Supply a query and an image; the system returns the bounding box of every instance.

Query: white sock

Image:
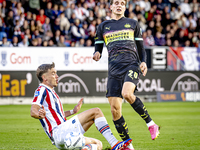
[95,117,118,147]
[147,120,155,127]
[127,143,134,149]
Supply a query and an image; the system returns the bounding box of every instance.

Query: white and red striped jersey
[32,83,66,144]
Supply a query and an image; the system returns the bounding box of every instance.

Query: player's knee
[110,105,120,116]
[122,92,131,100]
[93,107,103,116]
[122,92,136,103]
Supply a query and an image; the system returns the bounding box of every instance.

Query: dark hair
[36,62,55,82]
[110,0,127,5]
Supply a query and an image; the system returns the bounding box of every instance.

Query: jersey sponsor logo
[104,29,134,45]
[124,23,131,28]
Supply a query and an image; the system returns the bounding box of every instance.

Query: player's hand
[140,62,148,76]
[93,52,101,61]
[73,98,84,114]
[38,105,46,119]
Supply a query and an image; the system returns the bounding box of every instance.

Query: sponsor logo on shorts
[72,119,76,124]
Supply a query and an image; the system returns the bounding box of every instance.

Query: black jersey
[95,17,146,77]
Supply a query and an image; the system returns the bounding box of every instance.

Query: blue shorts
[106,68,140,98]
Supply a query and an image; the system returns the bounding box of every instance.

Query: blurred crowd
[0,0,200,47]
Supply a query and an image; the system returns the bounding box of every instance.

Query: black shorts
[106,68,140,98]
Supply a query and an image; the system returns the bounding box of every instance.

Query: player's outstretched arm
[73,98,83,113]
[64,98,84,117]
[30,104,46,119]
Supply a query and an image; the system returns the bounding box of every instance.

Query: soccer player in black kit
[93,0,160,149]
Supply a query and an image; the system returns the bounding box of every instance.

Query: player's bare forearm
[64,98,84,118]
[64,110,73,118]
[140,62,148,76]
[30,104,46,119]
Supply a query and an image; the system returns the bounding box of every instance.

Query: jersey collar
[40,83,54,92]
[110,16,125,21]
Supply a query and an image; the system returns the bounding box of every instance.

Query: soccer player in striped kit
[30,62,132,150]
[93,0,160,149]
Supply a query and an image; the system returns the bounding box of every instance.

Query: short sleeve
[32,87,46,107]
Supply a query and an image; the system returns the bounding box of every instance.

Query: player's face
[110,0,126,16]
[44,68,59,89]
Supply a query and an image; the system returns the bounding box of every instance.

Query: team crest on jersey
[34,91,40,97]
[124,23,131,28]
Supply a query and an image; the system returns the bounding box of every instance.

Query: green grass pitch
[0,102,200,150]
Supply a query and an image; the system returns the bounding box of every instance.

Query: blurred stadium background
[0,0,199,104]
[0,46,199,104]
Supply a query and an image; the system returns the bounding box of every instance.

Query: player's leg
[77,108,132,150]
[122,82,153,123]
[122,70,159,140]
[108,97,134,150]
[107,77,134,149]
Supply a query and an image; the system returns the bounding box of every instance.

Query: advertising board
[0,47,108,71]
[0,71,199,98]
[157,91,200,102]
